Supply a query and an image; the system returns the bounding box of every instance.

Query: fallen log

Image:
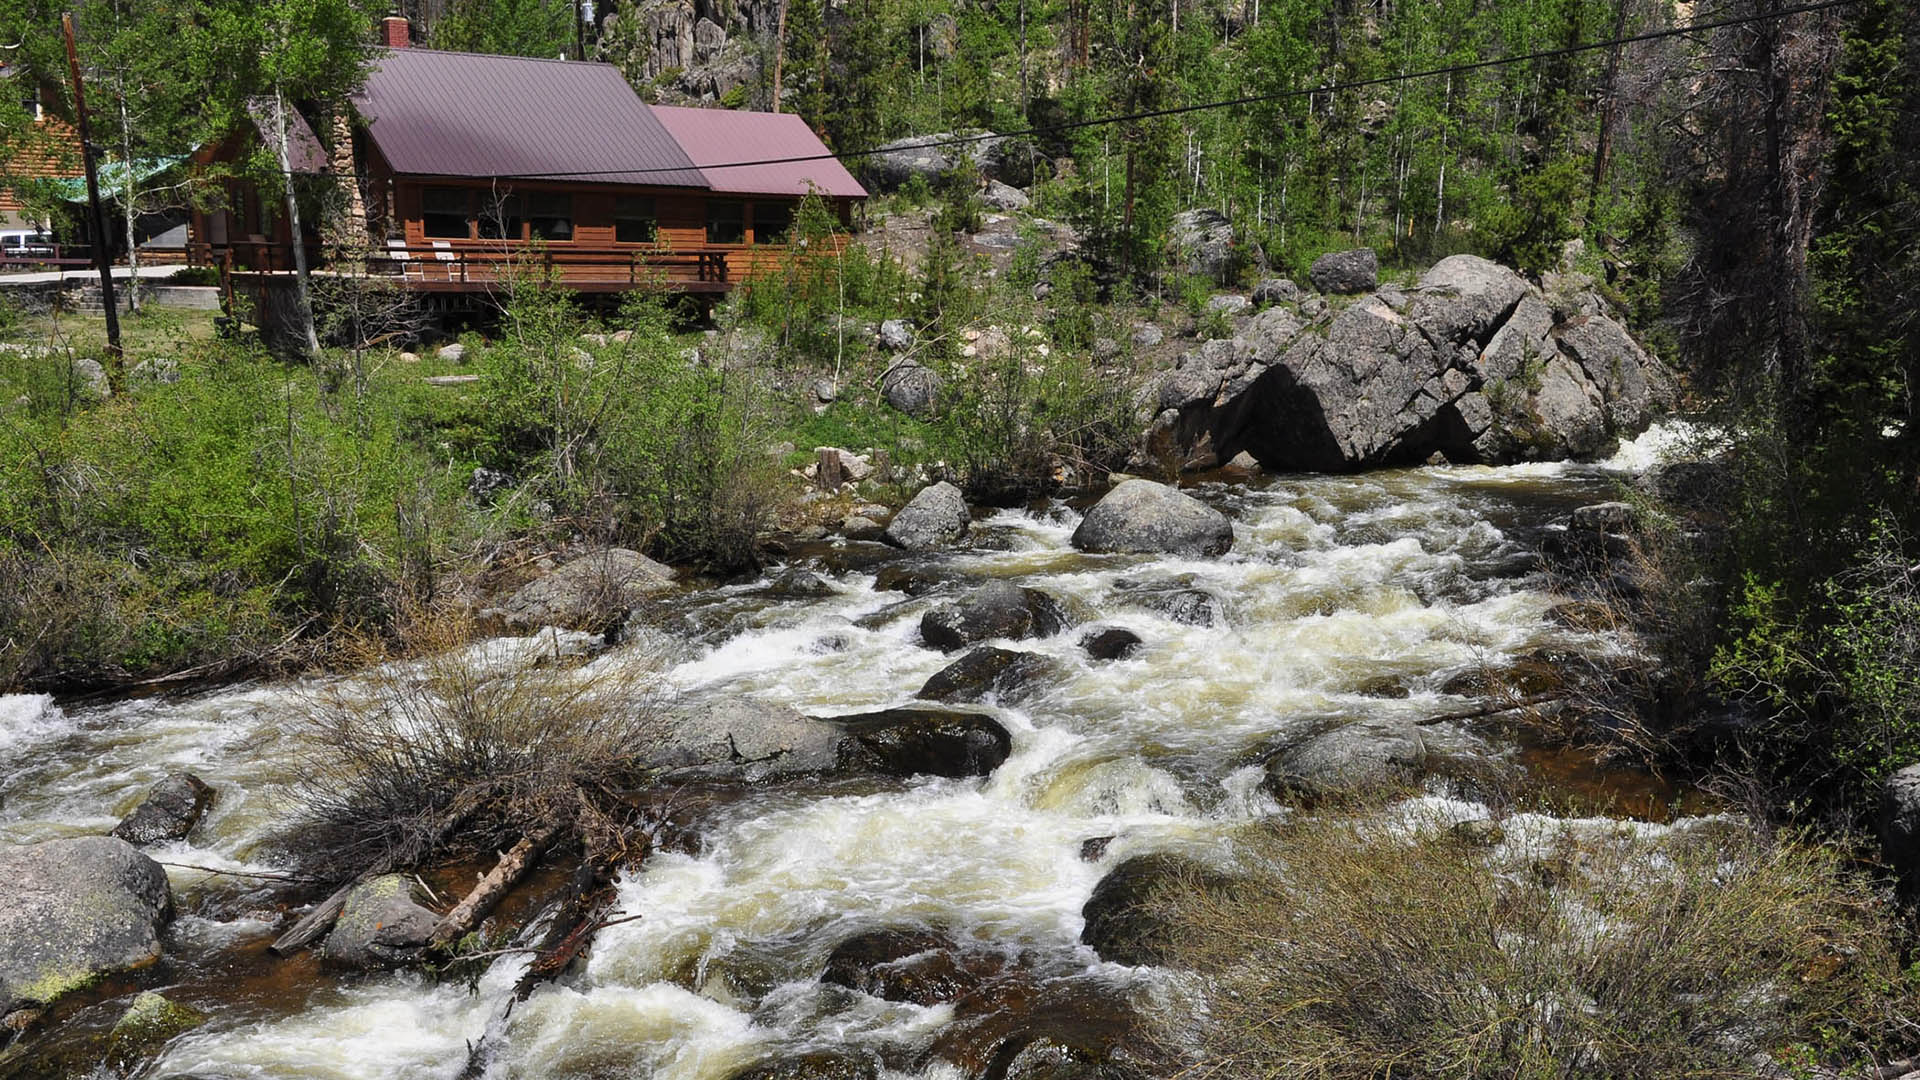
[429,824,562,950]
[270,876,369,955]
[1415,693,1563,727]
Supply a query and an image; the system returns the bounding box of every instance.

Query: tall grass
[1153,808,1918,1080]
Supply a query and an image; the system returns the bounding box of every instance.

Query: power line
[484,0,1859,181]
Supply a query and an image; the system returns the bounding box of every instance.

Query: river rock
[925,974,1142,1080]
[1881,764,1920,890]
[1170,209,1237,281]
[1263,718,1430,798]
[486,548,674,632]
[1308,248,1378,294]
[657,694,843,781]
[1079,627,1143,661]
[917,647,1055,704]
[919,581,1069,652]
[841,515,886,542]
[827,707,1013,778]
[111,772,215,846]
[884,481,971,551]
[1127,586,1221,627]
[107,991,206,1057]
[1080,852,1228,966]
[758,567,836,599]
[0,837,174,1016]
[320,874,438,969]
[1071,479,1233,556]
[881,361,943,418]
[821,927,1007,1006]
[725,1050,882,1080]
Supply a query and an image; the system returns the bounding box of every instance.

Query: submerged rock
[1080,627,1143,661]
[0,836,174,1017]
[1071,479,1234,556]
[321,875,439,969]
[919,581,1070,652]
[917,647,1055,704]
[924,972,1144,1078]
[884,482,972,551]
[107,991,206,1057]
[827,707,1013,779]
[726,1049,882,1080]
[111,772,215,846]
[820,926,1008,1006]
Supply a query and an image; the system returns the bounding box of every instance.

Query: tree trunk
[118,98,140,314]
[770,0,789,113]
[1585,0,1631,223]
[271,87,322,359]
[428,826,560,949]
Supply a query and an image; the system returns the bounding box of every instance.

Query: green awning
[38,156,188,203]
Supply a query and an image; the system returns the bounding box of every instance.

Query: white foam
[0,693,69,757]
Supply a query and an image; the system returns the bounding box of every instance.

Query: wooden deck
[212,241,737,295]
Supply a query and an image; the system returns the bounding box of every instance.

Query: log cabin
[189,16,867,295]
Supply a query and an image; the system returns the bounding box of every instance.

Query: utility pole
[62,12,123,373]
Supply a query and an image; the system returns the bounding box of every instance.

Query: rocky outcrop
[1169,209,1237,281]
[917,646,1055,704]
[0,837,174,1017]
[485,548,675,632]
[1881,764,1920,890]
[1149,253,1673,472]
[320,875,439,969]
[597,0,779,104]
[111,772,215,846]
[1071,479,1234,556]
[1308,248,1378,294]
[919,581,1069,652]
[884,481,971,551]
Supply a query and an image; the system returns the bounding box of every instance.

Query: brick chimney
[381,16,410,48]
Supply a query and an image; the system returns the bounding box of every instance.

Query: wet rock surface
[1071,479,1234,556]
[0,837,174,1016]
[111,772,215,846]
[485,548,674,632]
[725,1049,883,1080]
[320,875,438,970]
[827,708,1014,779]
[1079,852,1232,967]
[917,647,1056,705]
[1079,627,1143,661]
[1263,718,1431,798]
[820,927,1010,1006]
[920,581,1070,651]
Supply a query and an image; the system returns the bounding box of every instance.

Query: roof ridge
[374,45,619,70]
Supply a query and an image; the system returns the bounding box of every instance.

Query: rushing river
[0,426,1705,1079]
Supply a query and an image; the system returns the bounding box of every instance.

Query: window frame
[705,199,745,245]
[421,186,472,240]
[614,196,658,244]
[526,192,573,242]
[750,200,794,246]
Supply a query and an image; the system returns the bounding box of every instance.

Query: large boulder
[1308,248,1378,294]
[111,772,215,846]
[1071,479,1233,556]
[1263,718,1431,798]
[1409,254,1531,346]
[881,360,944,418]
[917,647,1056,704]
[884,481,972,551]
[919,581,1069,652]
[0,837,174,1016]
[867,134,966,190]
[321,874,439,969]
[827,708,1013,779]
[487,548,674,632]
[1169,209,1237,281]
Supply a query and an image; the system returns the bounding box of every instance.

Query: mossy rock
[108,991,206,1056]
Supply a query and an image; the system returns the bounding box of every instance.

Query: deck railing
[208,241,730,288]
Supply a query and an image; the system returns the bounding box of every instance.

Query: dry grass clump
[287,614,672,876]
[1155,808,1918,1080]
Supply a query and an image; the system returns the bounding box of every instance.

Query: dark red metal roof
[355,48,708,188]
[652,106,868,199]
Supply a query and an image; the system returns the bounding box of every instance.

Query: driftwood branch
[269,875,369,955]
[428,825,562,950]
[1416,693,1564,727]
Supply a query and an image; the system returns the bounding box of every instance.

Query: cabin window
[477,193,523,240]
[422,186,469,239]
[528,193,572,241]
[706,200,744,244]
[614,197,657,243]
[751,202,793,245]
